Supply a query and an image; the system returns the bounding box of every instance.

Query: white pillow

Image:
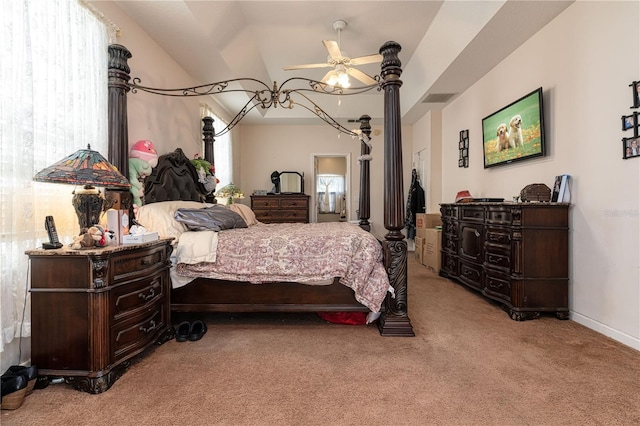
[227,203,259,226]
[135,201,210,241]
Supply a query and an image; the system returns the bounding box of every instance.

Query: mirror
[271,171,304,194]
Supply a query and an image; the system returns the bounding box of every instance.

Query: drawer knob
[140,258,152,266]
[139,320,157,334]
[138,287,156,302]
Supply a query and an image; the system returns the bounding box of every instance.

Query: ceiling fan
[283,20,382,88]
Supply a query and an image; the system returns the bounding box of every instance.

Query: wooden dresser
[251,194,310,223]
[439,202,570,320]
[27,239,174,393]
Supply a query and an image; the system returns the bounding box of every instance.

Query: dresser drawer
[460,206,484,222]
[484,270,511,301]
[459,260,483,290]
[486,208,512,225]
[485,227,512,248]
[111,246,166,283]
[112,273,165,322]
[485,247,511,271]
[254,209,307,222]
[113,307,166,361]
[252,198,280,208]
[280,198,308,209]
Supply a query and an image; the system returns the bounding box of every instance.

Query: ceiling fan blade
[283,63,332,71]
[346,67,377,85]
[323,40,342,60]
[350,53,383,66]
[321,70,333,83]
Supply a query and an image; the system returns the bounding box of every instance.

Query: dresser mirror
[272,171,304,194]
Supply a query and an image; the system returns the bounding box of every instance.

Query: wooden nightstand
[26,238,175,394]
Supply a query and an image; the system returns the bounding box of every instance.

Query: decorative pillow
[227,203,259,226]
[135,200,210,240]
[175,205,248,231]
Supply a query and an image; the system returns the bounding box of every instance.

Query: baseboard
[571,312,640,351]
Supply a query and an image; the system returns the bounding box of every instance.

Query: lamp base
[72,186,104,234]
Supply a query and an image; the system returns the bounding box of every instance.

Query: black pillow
[174,205,248,231]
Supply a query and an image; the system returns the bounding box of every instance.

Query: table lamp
[33,144,131,234]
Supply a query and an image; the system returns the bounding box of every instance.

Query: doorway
[311,154,351,223]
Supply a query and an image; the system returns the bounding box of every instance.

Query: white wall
[436,1,639,349]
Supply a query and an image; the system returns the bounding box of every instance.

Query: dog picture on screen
[482,87,546,168]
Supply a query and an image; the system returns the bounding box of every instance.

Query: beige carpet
[3,256,639,425]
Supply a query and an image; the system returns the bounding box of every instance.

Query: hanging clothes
[405,169,426,240]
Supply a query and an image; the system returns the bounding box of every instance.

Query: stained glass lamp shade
[33,144,131,234]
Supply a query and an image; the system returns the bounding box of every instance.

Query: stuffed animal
[128,140,159,206]
[129,158,153,206]
[71,226,106,250]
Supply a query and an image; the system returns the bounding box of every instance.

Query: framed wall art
[623,136,640,159]
[458,130,469,168]
[631,81,640,109]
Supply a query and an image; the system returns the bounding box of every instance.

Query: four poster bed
[107,41,413,336]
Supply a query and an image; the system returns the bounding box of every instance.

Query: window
[200,104,232,189]
[0,0,112,356]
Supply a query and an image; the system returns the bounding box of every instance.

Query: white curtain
[200,104,233,189]
[317,175,345,214]
[0,0,111,357]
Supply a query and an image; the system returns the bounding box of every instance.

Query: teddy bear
[71,226,106,250]
[128,140,158,206]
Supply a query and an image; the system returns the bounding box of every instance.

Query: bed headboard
[143,148,207,204]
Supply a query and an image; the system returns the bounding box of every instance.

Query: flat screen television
[482,87,545,168]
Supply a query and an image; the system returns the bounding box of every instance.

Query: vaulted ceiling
[94,1,573,125]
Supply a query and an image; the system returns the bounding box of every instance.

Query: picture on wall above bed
[482,87,546,168]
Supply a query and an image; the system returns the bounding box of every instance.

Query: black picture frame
[623,136,640,159]
[631,81,640,109]
[458,129,469,168]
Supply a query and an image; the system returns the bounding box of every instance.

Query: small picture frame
[631,81,640,109]
[458,129,469,168]
[623,136,640,159]
[621,113,635,131]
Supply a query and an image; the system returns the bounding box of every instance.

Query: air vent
[422,93,456,103]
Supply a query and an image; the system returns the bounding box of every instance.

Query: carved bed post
[108,44,132,178]
[202,116,215,165]
[378,41,414,337]
[358,115,371,232]
[201,116,217,203]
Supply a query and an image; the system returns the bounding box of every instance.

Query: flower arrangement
[215,183,244,204]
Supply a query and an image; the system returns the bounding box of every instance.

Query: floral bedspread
[175,222,391,312]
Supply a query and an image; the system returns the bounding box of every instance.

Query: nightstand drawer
[112,245,166,282]
[113,307,166,361]
[112,273,165,322]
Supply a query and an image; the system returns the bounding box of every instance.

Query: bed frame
[107,41,413,336]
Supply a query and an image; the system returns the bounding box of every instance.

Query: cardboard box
[122,232,159,244]
[414,236,425,264]
[416,213,443,239]
[423,229,442,273]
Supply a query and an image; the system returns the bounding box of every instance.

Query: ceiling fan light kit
[283,19,382,88]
